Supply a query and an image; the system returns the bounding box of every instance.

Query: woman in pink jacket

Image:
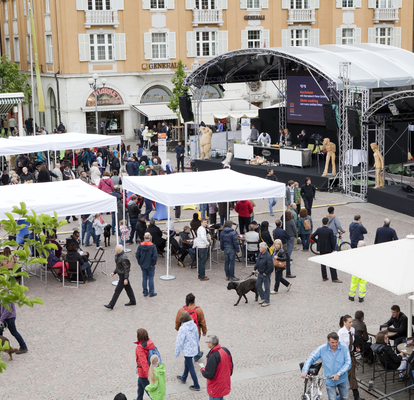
[98,171,114,193]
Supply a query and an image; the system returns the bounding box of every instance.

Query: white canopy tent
[309,235,414,336]
[123,169,286,279]
[0,180,118,243]
[0,137,49,156]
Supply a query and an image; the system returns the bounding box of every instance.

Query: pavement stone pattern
[1,145,413,400]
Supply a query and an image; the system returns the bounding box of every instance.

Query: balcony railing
[373,8,399,23]
[287,8,316,25]
[84,10,119,28]
[192,9,223,27]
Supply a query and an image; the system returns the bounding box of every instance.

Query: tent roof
[6,133,121,152]
[122,169,285,207]
[186,44,414,90]
[131,98,258,125]
[0,137,50,156]
[0,180,117,219]
[308,236,414,296]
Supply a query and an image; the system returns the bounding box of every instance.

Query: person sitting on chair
[179,226,196,267]
[170,231,189,268]
[145,219,166,252]
[383,304,408,348]
[190,213,201,233]
[65,242,95,282]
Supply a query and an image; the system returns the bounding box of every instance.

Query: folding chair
[63,260,85,288]
[245,241,260,268]
[89,248,106,275]
[372,348,405,393]
[40,260,62,285]
[190,228,197,238]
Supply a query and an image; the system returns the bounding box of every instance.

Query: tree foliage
[0,55,32,104]
[0,202,67,372]
[167,59,187,123]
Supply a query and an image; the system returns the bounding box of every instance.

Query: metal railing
[375,383,414,399]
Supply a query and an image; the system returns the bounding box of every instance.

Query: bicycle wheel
[339,241,352,251]
[310,242,319,255]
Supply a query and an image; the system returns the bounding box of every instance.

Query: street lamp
[88,73,107,134]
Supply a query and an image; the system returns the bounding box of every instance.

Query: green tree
[0,55,32,103]
[0,202,67,372]
[168,59,187,123]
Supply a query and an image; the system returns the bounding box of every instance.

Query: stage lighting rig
[387,102,399,116]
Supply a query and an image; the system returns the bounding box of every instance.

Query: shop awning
[81,104,130,112]
[0,92,25,115]
[131,98,258,124]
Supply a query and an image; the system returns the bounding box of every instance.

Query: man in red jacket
[200,335,233,400]
[234,200,253,234]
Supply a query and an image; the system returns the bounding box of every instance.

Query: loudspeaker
[179,93,194,123]
[323,103,338,131]
[402,185,414,193]
[347,107,361,137]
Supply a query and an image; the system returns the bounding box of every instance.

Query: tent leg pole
[160,206,175,280]
[47,151,50,170]
[409,294,413,338]
[115,210,119,248]
[282,199,285,230]
[123,188,131,253]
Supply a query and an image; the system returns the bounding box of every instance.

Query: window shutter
[367,27,376,43]
[142,0,150,10]
[336,28,342,44]
[185,0,195,9]
[354,0,362,7]
[336,0,342,8]
[262,29,270,47]
[367,0,375,8]
[144,32,152,59]
[262,0,269,8]
[78,34,89,62]
[114,33,126,60]
[186,31,196,57]
[111,0,124,10]
[313,0,320,8]
[76,0,88,11]
[241,30,248,48]
[167,0,175,9]
[240,0,247,9]
[217,0,228,9]
[169,32,176,59]
[218,31,228,54]
[355,28,361,43]
[281,29,289,47]
[310,29,319,46]
[393,27,401,48]
[396,0,402,8]
[281,0,290,9]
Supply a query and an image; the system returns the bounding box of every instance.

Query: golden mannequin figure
[321,138,336,177]
[199,126,213,159]
[370,142,384,189]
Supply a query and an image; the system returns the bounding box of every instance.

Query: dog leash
[239,272,255,283]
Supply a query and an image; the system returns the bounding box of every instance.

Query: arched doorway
[49,89,57,131]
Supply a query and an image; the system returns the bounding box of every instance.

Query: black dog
[104,224,112,247]
[227,276,258,306]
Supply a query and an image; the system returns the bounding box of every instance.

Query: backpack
[147,346,162,365]
[184,306,199,327]
[303,217,311,231]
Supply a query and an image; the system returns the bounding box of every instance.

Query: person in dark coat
[383,304,409,347]
[190,213,201,233]
[136,233,158,297]
[136,214,147,242]
[127,195,140,244]
[374,218,398,244]
[254,242,273,307]
[145,219,166,252]
[65,242,94,281]
[372,331,407,374]
[259,221,273,248]
[105,245,136,309]
[297,129,309,148]
[300,177,316,216]
[175,141,185,173]
[170,231,189,267]
[126,158,139,176]
[349,214,367,248]
[310,217,342,283]
[218,202,228,226]
[219,220,240,282]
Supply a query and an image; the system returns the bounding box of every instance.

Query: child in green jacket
[145,355,166,400]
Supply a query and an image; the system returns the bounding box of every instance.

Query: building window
[247,30,261,48]
[376,27,392,45]
[88,0,111,11]
[4,1,8,20]
[46,35,53,62]
[12,0,17,19]
[14,37,20,61]
[247,0,260,9]
[196,31,217,57]
[89,33,113,61]
[151,0,166,8]
[290,0,309,9]
[376,0,393,7]
[290,29,310,46]
[342,0,354,8]
[4,38,10,57]
[45,0,50,14]
[341,28,355,44]
[151,32,167,59]
[26,36,29,62]
[195,0,216,9]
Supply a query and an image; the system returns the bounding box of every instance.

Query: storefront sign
[193,85,222,101]
[86,88,124,107]
[142,63,184,70]
[244,15,265,20]
[141,87,172,103]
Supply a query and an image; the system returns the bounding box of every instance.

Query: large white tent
[0,138,49,156]
[0,180,117,219]
[123,169,286,280]
[309,235,414,336]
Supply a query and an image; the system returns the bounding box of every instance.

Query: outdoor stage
[368,184,414,218]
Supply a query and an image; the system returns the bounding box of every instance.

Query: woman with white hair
[90,161,101,185]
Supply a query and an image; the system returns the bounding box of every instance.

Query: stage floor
[194,157,333,188]
[368,184,414,217]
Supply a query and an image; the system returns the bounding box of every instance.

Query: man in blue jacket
[374,218,398,244]
[254,242,273,307]
[301,332,351,400]
[136,232,158,297]
[349,214,367,249]
[219,220,240,282]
